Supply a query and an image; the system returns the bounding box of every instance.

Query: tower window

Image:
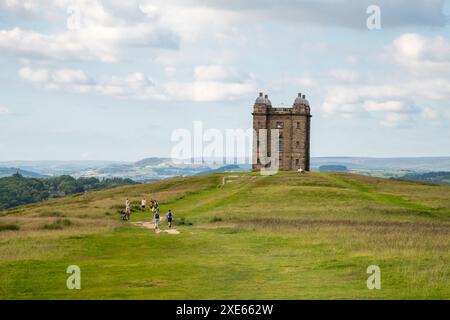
[296,122,300,129]
[296,159,300,166]
[279,140,284,152]
[296,141,300,148]
[276,121,284,129]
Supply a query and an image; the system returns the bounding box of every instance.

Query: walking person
[125,198,131,220]
[154,207,160,230]
[167,209,174,228]
[150,199,156,212]
[140,199,147,211]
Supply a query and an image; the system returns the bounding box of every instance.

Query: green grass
[0,172,449,299]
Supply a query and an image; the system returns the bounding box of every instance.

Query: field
[0,172,449,299]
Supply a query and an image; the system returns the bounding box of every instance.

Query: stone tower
[252,92,311,171]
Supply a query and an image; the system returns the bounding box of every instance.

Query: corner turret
[293,93,311,114]
[253,92,271,113]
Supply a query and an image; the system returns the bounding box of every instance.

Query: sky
[0,0,450,161]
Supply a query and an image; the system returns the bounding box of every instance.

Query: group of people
[123,198,174,230]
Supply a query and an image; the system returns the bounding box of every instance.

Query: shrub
[39,211,64,217]
[42,218,72,230]
[176,217,193,226]
[210,216,223,223]
[217,227,242,234]
[0,224,20,232]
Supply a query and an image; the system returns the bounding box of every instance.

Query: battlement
[252,92,311,116]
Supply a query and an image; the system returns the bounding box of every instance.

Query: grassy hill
[0,172,449,299]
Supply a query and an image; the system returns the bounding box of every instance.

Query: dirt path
[221,175,240,188]
[131,221,180,234]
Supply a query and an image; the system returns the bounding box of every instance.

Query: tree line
[0,173,138,210]
[398,172,450,185]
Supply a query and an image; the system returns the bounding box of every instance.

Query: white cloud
[193,65,251,83]
[143,2,241,42]
[194,65,231,82]
[51,69,90,84]
[381,113,413,128]
[1,0,38,16]
[296,77,316,87]
[0,24,179,63]
[0,107,10,115]
[322,33,450,124]
[139,3,160,19]
[4,0,448,30]
[18,67,49,83]
[330,69,359,82]
[320,80,448,126]
[0,28,118,63]
[170,0,448,29]
[391,33,450,74]
[3,1,445,66]
[363,100,407,113]
[165,67,177,77]
[94,72,157,98]
[162,80,256,102]
[18,66,256,102]
[422,107,439,120]
[0,1,180,63]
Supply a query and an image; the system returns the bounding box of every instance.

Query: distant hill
[134,157,171,166]
[72,159,249,181]
[0,167,45,178]
[0,160,123,176]
[319,165,348,172]
[311,157,450,171]
[2,157,450,182]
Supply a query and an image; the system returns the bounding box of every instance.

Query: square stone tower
[252,92,312,171]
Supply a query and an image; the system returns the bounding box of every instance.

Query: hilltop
[0,172,449,299]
